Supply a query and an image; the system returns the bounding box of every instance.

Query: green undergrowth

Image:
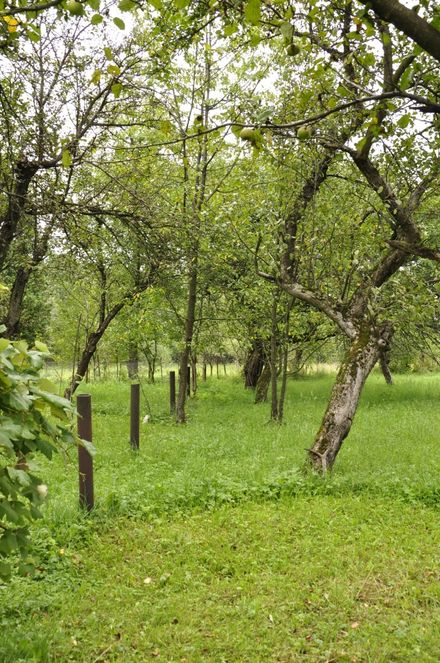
[36,372,440,531]
[3,497,440,661]
[1,371,440,661]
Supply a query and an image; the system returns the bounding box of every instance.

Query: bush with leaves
[0,328,76,580]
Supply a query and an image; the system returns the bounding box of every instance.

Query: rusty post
[130,383,140,450]
[77,394,94,512]
[187,365,191,397]
[169,371,176,414]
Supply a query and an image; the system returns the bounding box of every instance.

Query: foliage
[0,331,76,580]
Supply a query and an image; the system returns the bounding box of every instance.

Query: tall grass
[1,371,440,662]
[35,370,440,532]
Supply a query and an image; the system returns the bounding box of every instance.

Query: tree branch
[387,240,440,262]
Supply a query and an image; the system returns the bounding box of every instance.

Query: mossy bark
[254,362,271,403]
[309,322,393,473]
[244,339,265,389]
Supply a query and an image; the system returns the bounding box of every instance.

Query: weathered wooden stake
[169,371,176,413]
[77,394,94,512]
[130,383,140,450]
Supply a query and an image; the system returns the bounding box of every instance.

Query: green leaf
[91,69,101,85]
[8,391,31,412]
[104,46,113,59]
[6,467,30,487]
[88,0,100,8]
[79,438,96,457]
[61,149,73,168]
[280,21,293,40]
[34,341,49,353]
[0,502,20,525]
[26,28,40,43]
[399,67,413,91]
[90,13,103,24]
[244,0,261,25]
[0,338,10,353]
[111,82,122,98]
[159,119,172,135]
[0,561,11,580]
[31,387,71,410]
[118,0,134,9]
[106,64,121,76]
[175,0,190,7]
[223,23,237,37]
[397,114,411,129]
[113,16,125,29]
[36,378,57,394]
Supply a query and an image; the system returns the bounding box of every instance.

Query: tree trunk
[0,161,38,270]
[176,268,197,423]
[277,344,289,423]
[358,0,440,63]
[64,302,125,399]
[254,362,271,403]
[270,296,279,421]
[191,354,197,394]
[202,362,207,381]
[379,351,393,385]
[3,266,31,338]
[309,322,393,473]
[244,339,265,388]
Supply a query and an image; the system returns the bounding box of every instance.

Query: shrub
[0,329,76,579]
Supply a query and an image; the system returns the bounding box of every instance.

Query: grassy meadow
[1,370,440,661]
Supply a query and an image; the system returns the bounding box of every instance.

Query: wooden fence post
[77,394,94,512]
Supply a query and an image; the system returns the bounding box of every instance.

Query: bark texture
[379,351,393,385]
[176,268,197,423]
[254,362,271,403]
[244,339,265,388]
[4,266,31,339]
[309,323,393,472]
[0,160,38,270]
[358,0,440,63]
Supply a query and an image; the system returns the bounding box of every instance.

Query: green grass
[1,371,440,661]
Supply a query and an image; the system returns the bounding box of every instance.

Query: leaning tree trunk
[64,302,125,400]
[308,322,393,473]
